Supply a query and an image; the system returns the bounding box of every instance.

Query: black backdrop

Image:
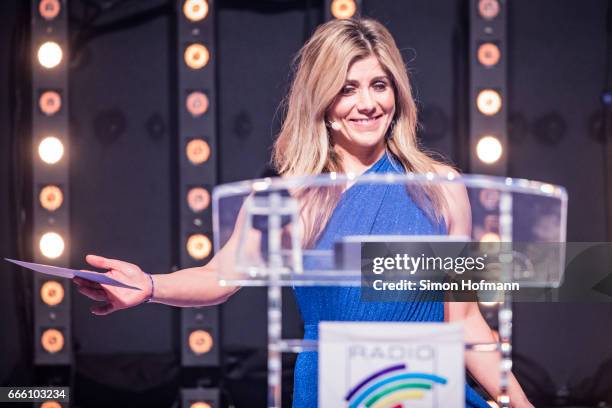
[1,0,611,406]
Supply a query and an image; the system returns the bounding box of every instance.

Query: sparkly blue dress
[291,153,490,407]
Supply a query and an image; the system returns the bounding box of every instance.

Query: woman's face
[327,55,396,156]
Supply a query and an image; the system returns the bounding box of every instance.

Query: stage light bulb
[183,0,209,22]
[39,0,61,20]
[476,136,503,164]
[477,43,501,67]
[41,280,64,306]
[187,187,211,212]
[478,0,500,20]
[479,301,500,308]
[184,44,209,70]
[190,403,212,408]
[478,189,500,211]
[480,232,500,243]
[39,90,62,116]
[40,185,64,211]
[188,329,213,354]
[37,41,63,69]
[186,139,210,165]
[331,0,356,19]
[41,328,64,353]
[477,89,502,116]
[38,137,64,164]
[41,402,62,408]
[186,91,209,117]
[186,234,212,260]
[40,232,65,259]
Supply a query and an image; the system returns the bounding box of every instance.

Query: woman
[75,18,533,407]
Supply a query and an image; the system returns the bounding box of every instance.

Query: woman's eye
[340,86,355,95]
[373,82,387,91]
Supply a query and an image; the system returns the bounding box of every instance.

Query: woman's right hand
[74,254,153,315]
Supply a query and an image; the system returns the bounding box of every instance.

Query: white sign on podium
[319,322,465,408]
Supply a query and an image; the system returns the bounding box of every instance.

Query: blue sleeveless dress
[291,153,490,407]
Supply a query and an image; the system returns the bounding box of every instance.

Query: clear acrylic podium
[211,171,567,408]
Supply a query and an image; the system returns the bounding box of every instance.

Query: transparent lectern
[212,171,567,408]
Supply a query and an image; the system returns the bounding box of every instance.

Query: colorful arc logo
[345,363,447,408]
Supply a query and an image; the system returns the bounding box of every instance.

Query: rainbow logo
[344,363,447,408]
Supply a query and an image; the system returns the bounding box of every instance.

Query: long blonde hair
[273,18,448,245]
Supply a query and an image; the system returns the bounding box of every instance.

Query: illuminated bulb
[477,89,502,116]
[41,280,64,306]
[478,0,500,20]
[184,44,210,70]
[39,90,62,116]
[186,139,210,165]
[186,91,209,117]
[186,234,211,260]
[476,136,503,164]
[477,43,501,67]
[190,402,212,408]
[38,137,64,164]
[479,232,501,254]
[39,0,61,20]
[478,189,500,211]
[37,41,63,69]
[41,402,62,408]
[480,232,500,242]
[331,0,356,19]
[40,185,64,211]
[183,0,209,22]
[40,232,65,259]
[479,301,500,307]
[187,187,210,212]
[188,329,213,354]
[41,328,64,353]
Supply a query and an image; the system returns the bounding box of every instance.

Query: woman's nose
[356,89,376,112]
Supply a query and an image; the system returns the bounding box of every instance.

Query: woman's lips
[347,115,383,131]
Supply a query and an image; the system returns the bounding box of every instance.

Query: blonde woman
[75,18,533,407]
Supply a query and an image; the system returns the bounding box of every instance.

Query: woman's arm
[436,164,533,407]
[75,202,261,314]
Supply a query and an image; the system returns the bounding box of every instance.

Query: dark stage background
[1,0,612,406]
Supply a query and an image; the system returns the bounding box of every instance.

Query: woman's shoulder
[432,162,459,178]
[431,162,471,235]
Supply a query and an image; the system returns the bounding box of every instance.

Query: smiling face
[327,55,396,161]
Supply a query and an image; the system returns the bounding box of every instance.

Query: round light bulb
[476,136,503,164]
[188,329,213,354]
[186,139,210,165]
[183,0,209,22]
[39,90,62,116]
[40,232,65,259]
[478,0,500,20]
[41,401,62,408]
[39,0,61,20]
[477,43,501,67]
[38,137,64,164]
[41,280,64,306]
[331,0,356,19]
[186,234,211,260]
[37,41,63,69]
[477,89,502,116]
[184,44,210,70]
[186,91,209,117]
[40,185,64,211]
[187,187,211,212]
[190,403,212,408]
[41,328,64,353]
